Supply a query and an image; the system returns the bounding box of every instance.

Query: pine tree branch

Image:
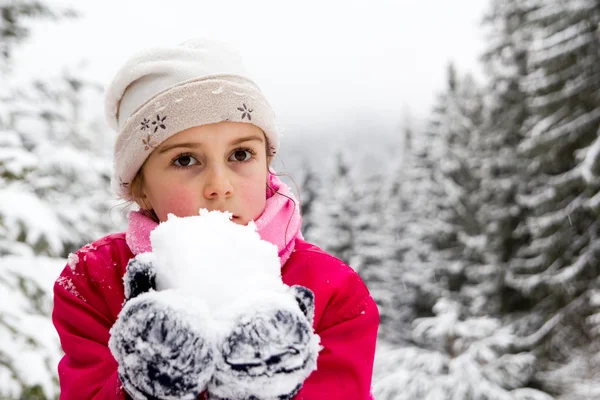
[510,292,593,353]
[511,313,563,352]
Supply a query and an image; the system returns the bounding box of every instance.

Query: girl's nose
[203,165,233,200]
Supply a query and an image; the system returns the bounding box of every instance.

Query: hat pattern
[238,103,253,121]
[150,114,167,133]
[140,114,167,151]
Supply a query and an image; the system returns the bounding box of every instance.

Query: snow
[528,75,589,110]
[548,238,600,286]
[67,252,79,270]
[525,105,570,139]
[56,275,82,300]
[529,20,590,57]
[1,185,66,255]
[529,27,592,66]
[149,210,286,313]
[521,62,580,94]
[0,134,37,176]
[0,255,65,399]
[580,131,600,184]
[373,341,553,400]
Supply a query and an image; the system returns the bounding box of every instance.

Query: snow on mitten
[207,285,320,400]
[109,255,216,400]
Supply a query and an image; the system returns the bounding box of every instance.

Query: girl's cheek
[156,189,199,220]
[239,177,267,213]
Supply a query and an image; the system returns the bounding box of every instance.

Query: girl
[52,38,379,400]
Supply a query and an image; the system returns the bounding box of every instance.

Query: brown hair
[130,172,159,222]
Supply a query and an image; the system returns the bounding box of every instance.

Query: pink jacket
[53,233,379,399]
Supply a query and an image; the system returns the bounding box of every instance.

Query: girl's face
[137,122,270,225]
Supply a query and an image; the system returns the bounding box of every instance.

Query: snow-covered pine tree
[351,171,386,273]
[305,152,358,265]
[350,169,405,340]
[418,63,489,315]
[374,58,557,397]
[2,70,123,258]
[504,2,600,394]
[376,1,600,396]
[0,4,123,396]
[372,117,441,344]
[475,0,534,317]
[1,71,120,399]
[297,163,320,239]
[0,3,67,398]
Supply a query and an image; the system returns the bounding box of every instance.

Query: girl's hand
[110,291,216,400]
[111,256,216,400]
[206,286,320,400]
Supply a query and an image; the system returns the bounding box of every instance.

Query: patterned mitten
[110,257,216,400]
[207,286,320,400]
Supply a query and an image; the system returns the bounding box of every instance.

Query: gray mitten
[207,285,320,400]
[110,257,216,400]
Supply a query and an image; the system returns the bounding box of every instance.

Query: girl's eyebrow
[230,135,264,146]
[158,135,264,154]
[158,142,200,154]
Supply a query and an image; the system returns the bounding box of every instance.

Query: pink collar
[126,173,303,266]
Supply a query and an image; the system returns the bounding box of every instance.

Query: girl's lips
[213,209,237,219]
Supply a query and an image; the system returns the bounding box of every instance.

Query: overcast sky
[14,0,489,137]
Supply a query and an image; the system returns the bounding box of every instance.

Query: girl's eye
[229,149,253,162]
[173,154,198,167]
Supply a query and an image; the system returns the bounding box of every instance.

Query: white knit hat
[104,38,279,200]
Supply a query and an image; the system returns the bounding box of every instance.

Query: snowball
[148,210,293,325]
